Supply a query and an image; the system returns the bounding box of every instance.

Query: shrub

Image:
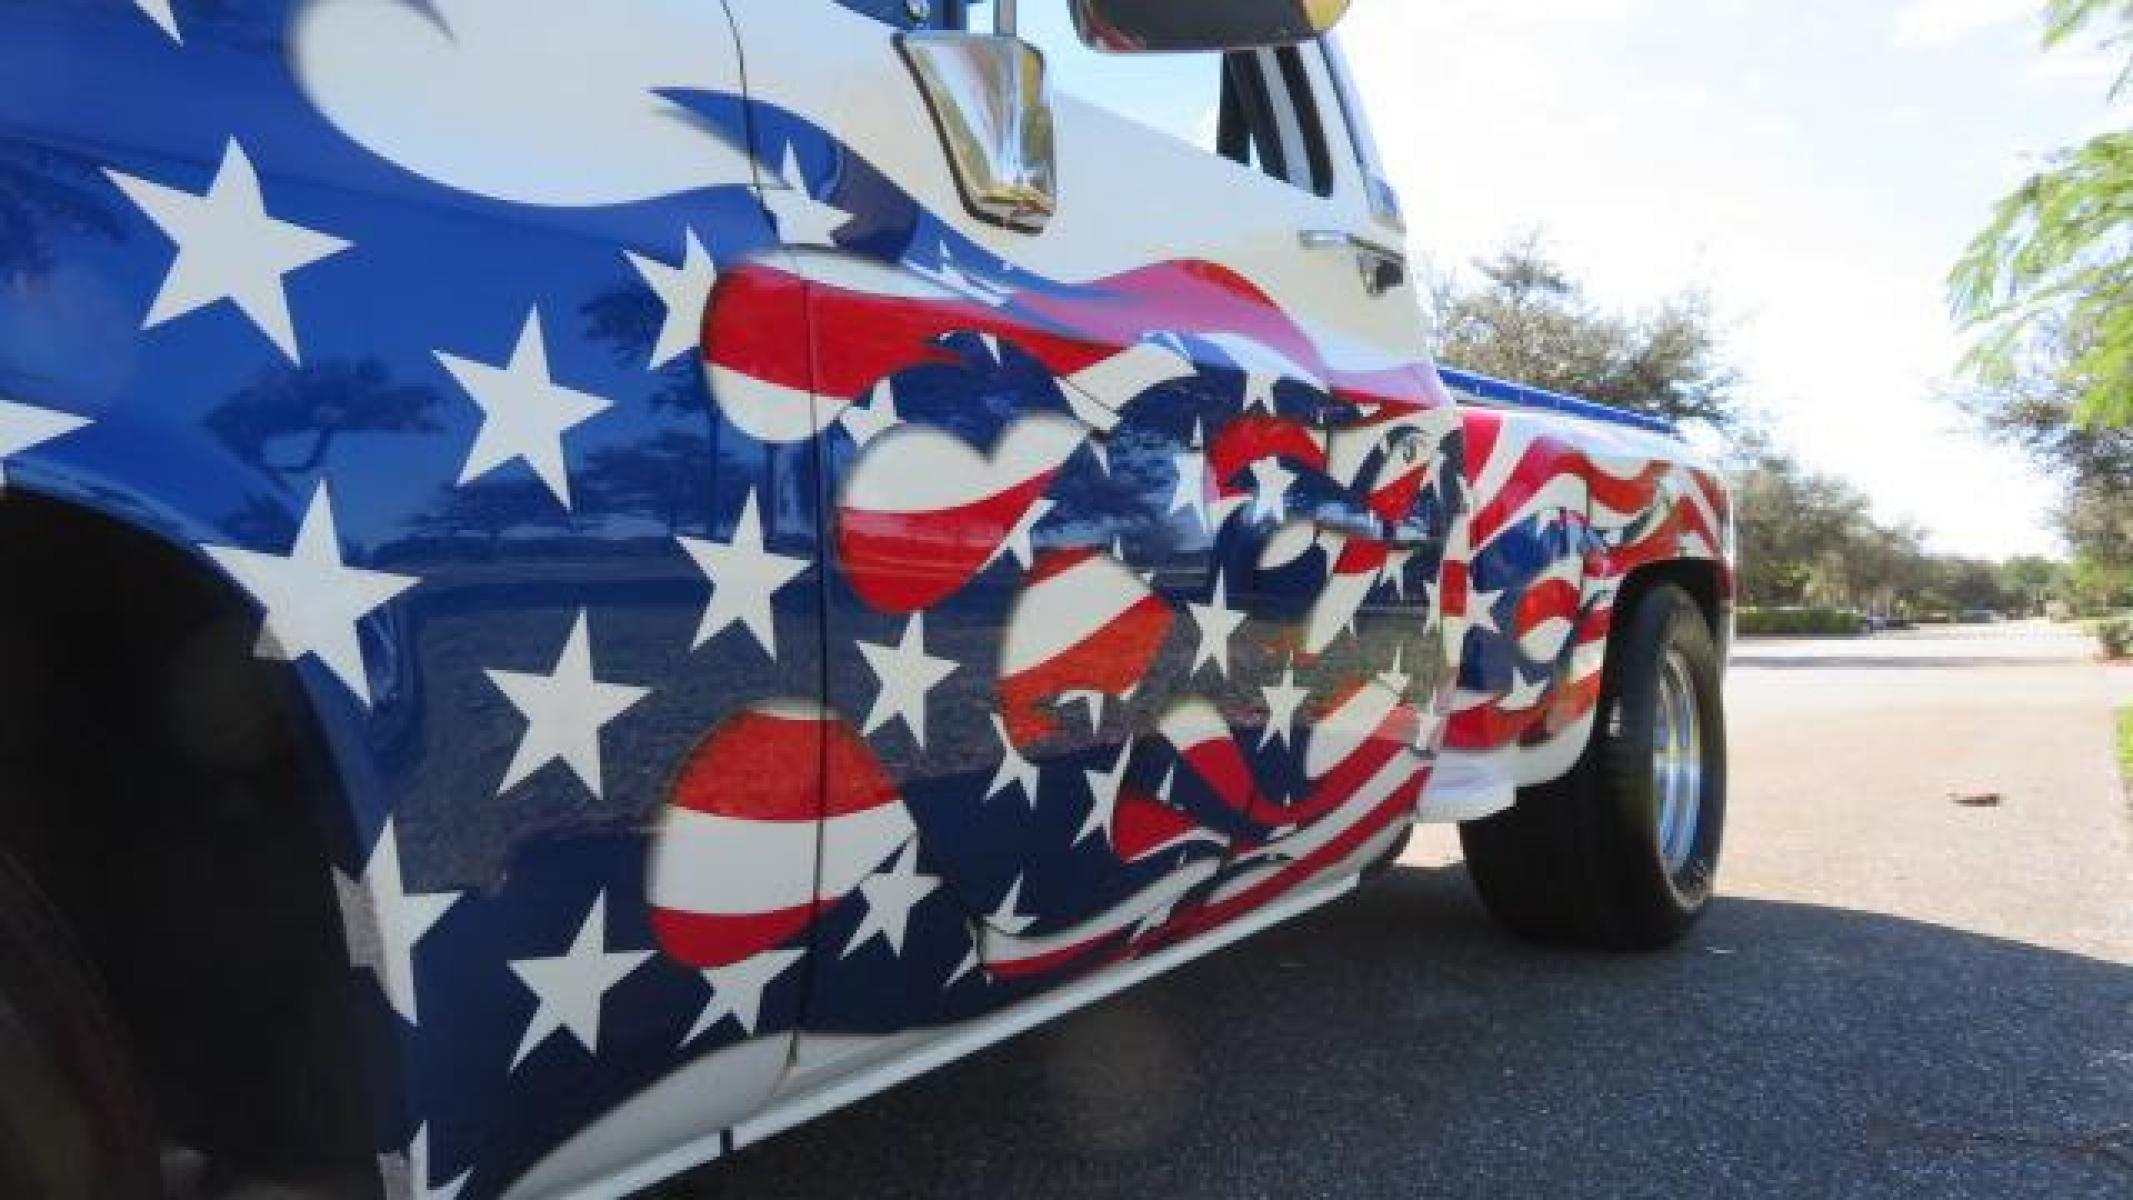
[1736,607,1867,637]
[2098,617,2133,660]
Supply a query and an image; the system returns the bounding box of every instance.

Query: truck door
[716,1,1459,1035]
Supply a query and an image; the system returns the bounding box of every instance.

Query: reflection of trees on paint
[581,282,707,416]
[0,140,125,282]
[581,430,715,536]
[411,478,574,553]
[209,358,443,476]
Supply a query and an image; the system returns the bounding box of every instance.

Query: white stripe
[1157,698,1229,751]
[707,362,852,446]
[842,415,1085,514]
[1232,746,1424,882]
[1304,681,1401,780]
[980,859,1220,968]
[1061,341,1193,429]
[648,803,913,916]
[1000,553,1153,676]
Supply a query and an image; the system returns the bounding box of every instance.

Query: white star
[399,1125,468,1200]
[762,146,850,248]
[677,491,809,660]
[333,819,460,1027]
[1060,689,1107,732]
[986,496,1055,572]
[1380,646,1413,695]
[685,947,805,1043]
[1077,744,1132,846]
[1169,447,1211,533]
[988,876,1038,935]
[1385,548,1417,598]
[986,715,1040,807]
[946,945,983,988]
[0,397,89,488]
[1468,586,1506,634]
[438,309,611,509]
[843,841,940,959]
[205,483,417,708]
[1249,459,1297,525]
[856,614,959,748]
[106,140,349,363]
[840,379,902,449]
[1260,662,1309,750]
[1502,668,1551,711]
[487,612,649,800]
[1243,372,1278,413]
[1188,573,1248,679]
[626,229,718,367]
[1087,437,1111,475]
[508,892,651,1070]
[133,0,181,40]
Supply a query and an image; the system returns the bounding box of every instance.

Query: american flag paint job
[0,1,1728,1195]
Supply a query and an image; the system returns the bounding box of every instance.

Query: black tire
[0,851,159,1199]
[1459,582,1727,950]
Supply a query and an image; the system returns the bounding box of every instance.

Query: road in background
[663,624,2133,1199]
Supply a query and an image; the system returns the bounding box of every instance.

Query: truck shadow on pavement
[660,865,2133,1200]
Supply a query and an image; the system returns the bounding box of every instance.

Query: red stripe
[652,903,813,970]
[997,590,1174,748]
[837,470,1060,615]
[1113,789,1217,862]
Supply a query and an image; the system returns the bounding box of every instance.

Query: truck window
[1011,4,1333,196]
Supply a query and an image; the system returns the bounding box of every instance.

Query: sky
[1336,0,2130,560]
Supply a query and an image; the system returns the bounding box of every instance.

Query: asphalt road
[660,623,2133,1199]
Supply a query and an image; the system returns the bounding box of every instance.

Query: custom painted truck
[0,1,1735,1196]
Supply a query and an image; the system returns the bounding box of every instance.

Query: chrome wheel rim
[1652,648,1704,876]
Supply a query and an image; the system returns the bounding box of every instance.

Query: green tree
[1949,0,2133,426]
[1431,238,1741,432]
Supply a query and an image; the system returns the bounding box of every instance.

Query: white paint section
[106,140,349,363]
[1000,553,1156,677]
[290,0,760,208]
[203,482,418,708]
[843,416,1086,514]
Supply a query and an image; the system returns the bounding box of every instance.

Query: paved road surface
[661,624,2133,1198]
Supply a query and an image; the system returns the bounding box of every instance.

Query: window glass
[1019,3,1225,156]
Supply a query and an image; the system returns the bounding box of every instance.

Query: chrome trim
[1301,228,1407,295]
[899,32,1057,234]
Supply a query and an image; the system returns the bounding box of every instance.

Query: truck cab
[0,3,1732,1196]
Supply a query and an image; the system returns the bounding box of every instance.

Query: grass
[2119,708,2133,793]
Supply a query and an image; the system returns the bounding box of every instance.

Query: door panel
[719,0,1461,1041]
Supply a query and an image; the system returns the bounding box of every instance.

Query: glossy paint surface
[0,2,1727,1196]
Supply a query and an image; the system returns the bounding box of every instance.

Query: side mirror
[1070,0,1353,54]
[900,33,1057,233]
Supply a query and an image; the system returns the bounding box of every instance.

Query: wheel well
[1617,559,1729,648]
[0,492,379,1185]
